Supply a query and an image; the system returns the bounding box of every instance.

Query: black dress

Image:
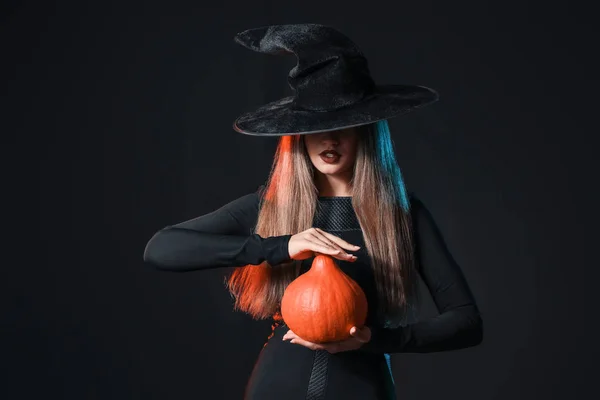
[143,186,483,400]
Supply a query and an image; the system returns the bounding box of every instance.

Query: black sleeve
[142,186,293,271]
[360,194,483,353]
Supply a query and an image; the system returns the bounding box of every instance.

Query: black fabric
[305,350,330,400]
[232,24,438,136]
[142,192,292,271]
[143,186,483,399]
[313,196,361,231]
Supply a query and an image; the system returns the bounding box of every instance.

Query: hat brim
[233,84,438,136]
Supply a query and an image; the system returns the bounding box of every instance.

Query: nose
[319,130,340,145]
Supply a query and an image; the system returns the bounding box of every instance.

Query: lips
[319,149,341,163]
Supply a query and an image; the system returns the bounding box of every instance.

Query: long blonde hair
[224,120,419,328]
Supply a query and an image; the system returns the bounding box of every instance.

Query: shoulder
[213,184,264,218]
[406,191,435,228]
[219,185,262,209]
[406,192,450,245]
[208,185,263,231]
[245,183,270,210]
[256,184,267,199]
[407,191,424,213]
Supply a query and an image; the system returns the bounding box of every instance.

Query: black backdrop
[3,1,598,399]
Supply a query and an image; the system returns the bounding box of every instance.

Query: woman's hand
[288,227,360,262]
[282,326,372,354]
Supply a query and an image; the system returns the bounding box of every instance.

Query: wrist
[261,234,293,265]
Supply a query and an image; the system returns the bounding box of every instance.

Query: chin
[317,164,348,175]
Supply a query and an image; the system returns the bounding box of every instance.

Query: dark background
[3,1,598,399]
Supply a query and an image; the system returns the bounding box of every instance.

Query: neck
[314,171,353,197]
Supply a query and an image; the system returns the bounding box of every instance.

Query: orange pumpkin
[280,253,368,344]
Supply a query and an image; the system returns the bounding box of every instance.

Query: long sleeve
[143,186,292,271]
[360,194,483,354]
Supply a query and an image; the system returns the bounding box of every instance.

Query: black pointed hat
[232,23,438,136]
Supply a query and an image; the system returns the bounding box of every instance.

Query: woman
[143,24,483,400]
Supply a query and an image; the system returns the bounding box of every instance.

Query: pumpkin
[280,253,368,344]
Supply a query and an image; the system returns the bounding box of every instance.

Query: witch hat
[232,23,438,136]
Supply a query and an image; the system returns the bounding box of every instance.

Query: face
[303,127,359,178]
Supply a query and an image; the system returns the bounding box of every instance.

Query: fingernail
[354,245,360,249]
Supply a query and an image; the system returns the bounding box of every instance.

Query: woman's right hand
[288,227,360,262]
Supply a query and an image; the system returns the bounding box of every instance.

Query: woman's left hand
[282,326,371,354]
